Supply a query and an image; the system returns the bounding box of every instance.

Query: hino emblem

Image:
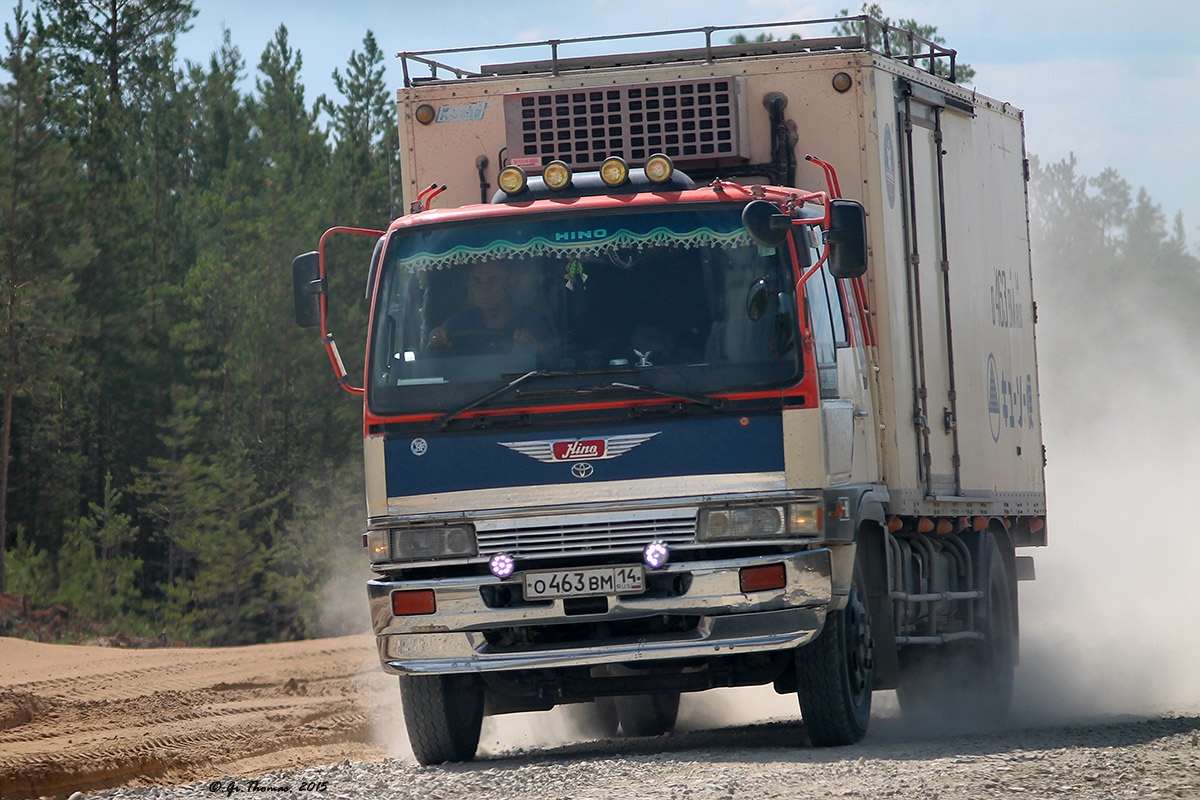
[498,432,660,463]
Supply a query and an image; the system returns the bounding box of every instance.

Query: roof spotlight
[643,541,670,570]
[489,553,515,578]
[600,156,630,187]
[543,160,573,190]
[497,165,528,195]
[644,154,674,184]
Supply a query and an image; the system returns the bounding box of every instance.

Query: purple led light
[643,541,670,570]
[489,553,515,578]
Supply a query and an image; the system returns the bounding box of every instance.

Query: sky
[3,0,1198,245]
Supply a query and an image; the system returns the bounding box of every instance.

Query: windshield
[367,204,802,416]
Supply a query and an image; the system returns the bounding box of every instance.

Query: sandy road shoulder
[0,634,400,800]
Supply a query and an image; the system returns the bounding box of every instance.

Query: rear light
[392,589,436,616]
[739,563,787,593]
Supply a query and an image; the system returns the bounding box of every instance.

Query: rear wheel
[399,674,485,765]
[896,533,1015,726]
[615,691,680,737]
[795,565,874,746]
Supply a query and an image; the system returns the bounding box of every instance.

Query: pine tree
[0,3,92,592]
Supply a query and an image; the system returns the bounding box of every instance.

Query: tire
[399,674,485,765]
[614,691,680,737]
[896,533,1016,726]
[794,566,874,746]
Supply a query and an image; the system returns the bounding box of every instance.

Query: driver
[427,261,553,354]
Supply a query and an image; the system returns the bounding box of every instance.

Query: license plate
[522,565,646,600]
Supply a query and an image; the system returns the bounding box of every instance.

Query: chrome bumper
[369,549,832,675]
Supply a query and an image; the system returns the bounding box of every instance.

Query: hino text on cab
[292,16,1047,764]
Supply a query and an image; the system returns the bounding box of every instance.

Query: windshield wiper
[436,372,723,428]
[608,381,725,410]
[435,370,545,428]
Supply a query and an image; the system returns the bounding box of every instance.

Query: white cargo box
[394,28,1045,520]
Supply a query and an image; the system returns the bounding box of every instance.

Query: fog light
[543,160,572,190]
[644,154,674,184]
[498,165,528,195]
[643,541,670,569]
[392,589,436,616]
[600,156,629,186]
[489,553,515,578]
[739,563,786,593]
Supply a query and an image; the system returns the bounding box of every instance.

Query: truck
[292,16,1047,764]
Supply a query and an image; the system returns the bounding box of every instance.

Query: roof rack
[396,16,960,87]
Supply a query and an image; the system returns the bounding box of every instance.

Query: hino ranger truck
[292,16,1047,764]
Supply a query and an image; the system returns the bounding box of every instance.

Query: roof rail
[396,16,960,87]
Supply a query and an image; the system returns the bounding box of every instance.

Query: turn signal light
[543,160,572,190]
[498,165,528,195]
[600,156,629,186]
[391,589,436,616]
[739,563,787,593]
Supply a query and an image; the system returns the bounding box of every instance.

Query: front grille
[474,508,697,558]
[503,77,749,170]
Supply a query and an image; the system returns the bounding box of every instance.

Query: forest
[1,1,1197,645]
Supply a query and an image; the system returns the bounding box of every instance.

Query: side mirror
[746,277,771,321]
[741,200,792,248]
[292,251,324,328]
[826,199,868,279]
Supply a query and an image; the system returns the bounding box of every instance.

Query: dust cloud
[1011,273,1200,723]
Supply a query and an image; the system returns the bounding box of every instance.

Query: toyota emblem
[570,462,594,479]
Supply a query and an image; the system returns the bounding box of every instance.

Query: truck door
[895,79,964,498]
[806,263,876,485]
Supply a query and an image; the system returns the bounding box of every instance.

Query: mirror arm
[323,332,363,395]
[786,223,831,292]
[314,226,385,395]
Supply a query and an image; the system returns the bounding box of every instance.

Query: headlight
[699,505,785,540]
[367,525,478,564]
[697,502,823,541]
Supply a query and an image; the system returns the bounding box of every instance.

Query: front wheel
[399,674,484,765]
[794,568,874,746]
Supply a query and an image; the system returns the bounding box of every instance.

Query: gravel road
[86,710,1200,800]
[4,633,1199,800]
